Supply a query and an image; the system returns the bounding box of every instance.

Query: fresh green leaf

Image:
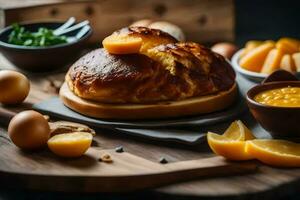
[7,23,68,47]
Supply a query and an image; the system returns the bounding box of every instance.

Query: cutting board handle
[164,156,257,177]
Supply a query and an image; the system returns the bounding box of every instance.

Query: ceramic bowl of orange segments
[246,70,300,138]
[231,38,300,82]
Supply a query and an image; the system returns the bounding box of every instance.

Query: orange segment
[102,34,142,54]
[223,120,256,140]
[207,120,256,161]
[222,120,243,140]
[207,133,255,160]
[242,122,256,140]
[240,40,263,58]
[280,54,296,72]
[292,53,300,72]
[246,140,300,167]
[47,132,93,157]
[261,48,284,74]
[276,37,300,54]
[239,41,275,72]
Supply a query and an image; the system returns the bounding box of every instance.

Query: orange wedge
[292,52,300,72]
[280,54,296,72]
[102,34,142,54]
[223,120,255,141]
[261,48,284,74]
[276,37,300,54]
[48,132,93,157]
[246,140,300,167]
[239,41,275,72]
[240,40,263,58]
[207,120,256,160]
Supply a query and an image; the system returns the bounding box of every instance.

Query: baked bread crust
[66,42,235,104]
[66,26,235,104]
[63,26,238,119]
[147,42,236,91]
[66,49,165,103]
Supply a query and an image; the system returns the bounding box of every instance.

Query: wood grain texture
[0,132,256,192]
[0,0,234,43]
[0,0,72,9]
[0,55,300,197]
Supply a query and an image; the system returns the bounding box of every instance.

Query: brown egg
[211,42,238,59]
[0,70,30,104]
[130,19,185,41]
[130,19,153,27]
[148,21,185,41]
[8,110,50,150]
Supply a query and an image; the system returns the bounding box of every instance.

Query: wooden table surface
[0,53,300,199]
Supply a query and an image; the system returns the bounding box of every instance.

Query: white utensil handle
[53,17,76,35]
[56,20,89,36]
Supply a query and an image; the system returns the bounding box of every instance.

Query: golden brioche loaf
[66,27,235,104]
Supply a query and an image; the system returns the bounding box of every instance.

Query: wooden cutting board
[0,130,256,192]
[2,55,300,197]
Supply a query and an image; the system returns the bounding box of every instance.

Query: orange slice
[280,54,296,72]
[207,120,256,160]
[292,52,300,72]
[261,48,284,74]
[240,40,263,58]
[47,132,93,157]
[239,41,275,72]
[223,120,255,140]
[246,140,300,167]
[276,37,300,54]
[102,34,142,54]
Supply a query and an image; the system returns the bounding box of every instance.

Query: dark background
[236,0,300,46]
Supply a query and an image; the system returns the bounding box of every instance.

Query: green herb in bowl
[8,24,67,47]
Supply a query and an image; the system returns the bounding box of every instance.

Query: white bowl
[231,49,268,82]
[232,49,300,82]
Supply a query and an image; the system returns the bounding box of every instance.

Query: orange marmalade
[254,86,300,107]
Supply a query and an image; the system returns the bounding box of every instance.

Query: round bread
[66,48,169,103]
[60,82,237,119]
[66,44,235,104]
[64,29,237,119]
